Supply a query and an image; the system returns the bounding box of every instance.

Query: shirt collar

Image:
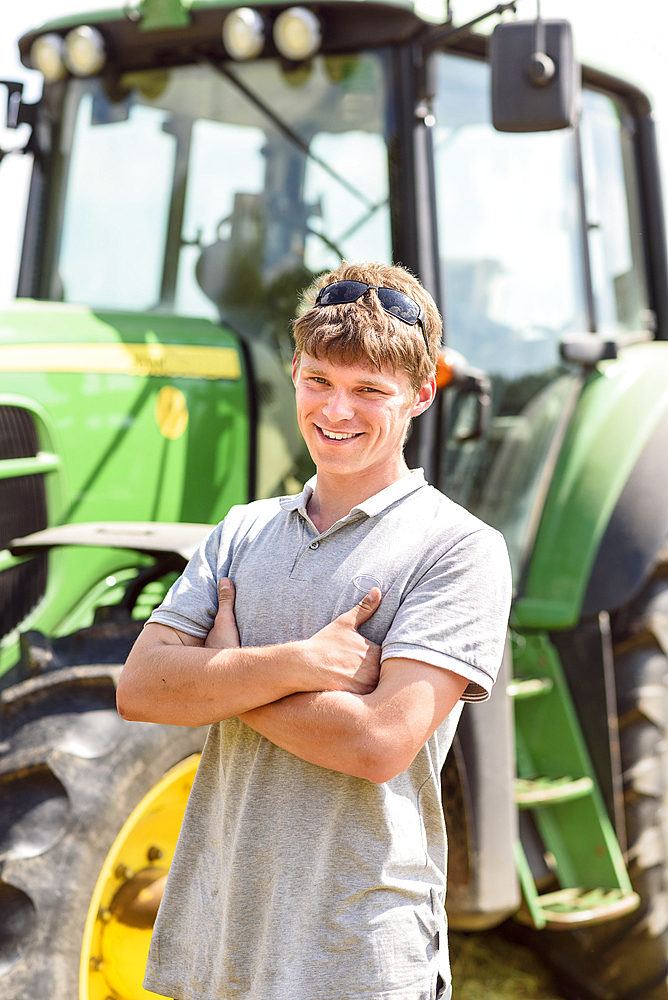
[279,469,426,520]
[279,480,315,517]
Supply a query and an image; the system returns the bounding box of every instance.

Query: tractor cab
[6,1,659,586]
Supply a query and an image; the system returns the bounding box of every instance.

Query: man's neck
[306,461,412,533]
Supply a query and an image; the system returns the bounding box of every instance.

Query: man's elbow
[116,644,158,722]
[116,671,148,722]
[353,741,415,784]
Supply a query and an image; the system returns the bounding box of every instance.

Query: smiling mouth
[317,426,362,441]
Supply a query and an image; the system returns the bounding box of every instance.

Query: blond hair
[293,262,442,393]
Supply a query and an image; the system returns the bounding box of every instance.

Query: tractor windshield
[51,55,391,364]
[432,53,650,580]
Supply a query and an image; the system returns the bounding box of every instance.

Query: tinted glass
[432,54,584,576]
[54,56,392,362]
[580,89,650,335]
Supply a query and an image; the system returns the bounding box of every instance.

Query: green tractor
[1,1,668,998]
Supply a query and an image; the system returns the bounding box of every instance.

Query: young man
[117,261,512,1000]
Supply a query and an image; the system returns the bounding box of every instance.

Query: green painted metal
[139,0,191,31]
[513,840,547,929]
[0,452,59,480]
[514,775,594,807]
[515,883,639,929]
[512,631,631,893]
[0,550,29,573]
[0,303,250,675]
[506,677,553,700]
[0,302,249,524]
[513,341,668,631]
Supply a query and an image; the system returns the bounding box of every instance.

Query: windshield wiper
[203,58,382,215]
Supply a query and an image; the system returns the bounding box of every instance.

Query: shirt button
[309,540,319,550]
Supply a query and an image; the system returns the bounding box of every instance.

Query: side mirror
[490,20,580,132]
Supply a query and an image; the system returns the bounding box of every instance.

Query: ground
[450,931,564,1000]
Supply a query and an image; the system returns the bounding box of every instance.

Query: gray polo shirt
[144,471,511,1000]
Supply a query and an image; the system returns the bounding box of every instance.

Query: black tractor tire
[508,561,668,1000]
[0,662,206,1000]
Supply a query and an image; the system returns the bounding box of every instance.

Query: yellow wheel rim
[79,754,200,1000]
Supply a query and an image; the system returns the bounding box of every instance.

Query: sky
[1,0,668,303]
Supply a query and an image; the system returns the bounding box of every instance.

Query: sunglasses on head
[314,280,430,358]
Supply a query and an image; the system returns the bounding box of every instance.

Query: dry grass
[450,931,564,1000]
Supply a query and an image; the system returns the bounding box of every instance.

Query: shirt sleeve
[381,527,512,702]
[147,519,231,639]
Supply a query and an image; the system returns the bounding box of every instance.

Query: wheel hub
[80,755,199,1000]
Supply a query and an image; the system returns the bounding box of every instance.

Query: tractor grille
[0,407,48,639]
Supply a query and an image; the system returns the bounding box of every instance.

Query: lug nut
[114,863,133,880]
[147,845,163,861]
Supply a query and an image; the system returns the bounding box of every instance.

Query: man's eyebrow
[299,364,391,388]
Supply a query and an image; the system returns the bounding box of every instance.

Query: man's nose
[322,389,355,422]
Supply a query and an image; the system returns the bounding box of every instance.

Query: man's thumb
[351,586,381,627]
[218,577,235,607]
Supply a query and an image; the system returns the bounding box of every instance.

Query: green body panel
[514,341,668,631]
[139,0,191,31]
[0,302,250,673]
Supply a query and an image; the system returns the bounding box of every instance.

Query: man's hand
[205,579,241,649]
[205,579,382,696]
[302,587,382,695]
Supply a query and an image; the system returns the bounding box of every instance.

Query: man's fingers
[350,586,381,628]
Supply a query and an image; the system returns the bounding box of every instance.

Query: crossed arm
[117,580,468,783]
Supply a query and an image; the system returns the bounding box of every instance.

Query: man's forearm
[238,690,379,779]
[118,630,309,726]
[118,588,383,727]
[238,657,469,783]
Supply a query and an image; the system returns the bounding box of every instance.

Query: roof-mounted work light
[223,8,266,60]
[30,33,67,83]
[273,7,322,61]
[64,25,106,77]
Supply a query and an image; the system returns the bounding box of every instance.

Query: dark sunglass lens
[377,288,419,324]
[318,281,369,306]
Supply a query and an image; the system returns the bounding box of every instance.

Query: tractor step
[516,886,640,929]
[507,677,554,699]
[514,775,593,807]
[511,632,636,932]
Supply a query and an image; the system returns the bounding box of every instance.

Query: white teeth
[321,428,358,440]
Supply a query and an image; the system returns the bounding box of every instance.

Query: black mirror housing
[490,20,580,132]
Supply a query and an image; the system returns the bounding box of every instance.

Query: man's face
[293,352,434,480]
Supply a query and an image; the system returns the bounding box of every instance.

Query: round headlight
[30,34,67,84]
[223,8,266,60]
[273,7,321,62]
[64,25,106,77]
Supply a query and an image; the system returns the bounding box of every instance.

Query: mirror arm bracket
[423,2,518,53]
[0,80,38,153]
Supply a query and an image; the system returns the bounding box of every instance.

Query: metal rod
[573,124,598,333]
[599,611,628,856]
[424,1,517,51]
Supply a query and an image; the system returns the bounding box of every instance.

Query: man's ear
[292,352,300,385]
[411,374,436,418]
